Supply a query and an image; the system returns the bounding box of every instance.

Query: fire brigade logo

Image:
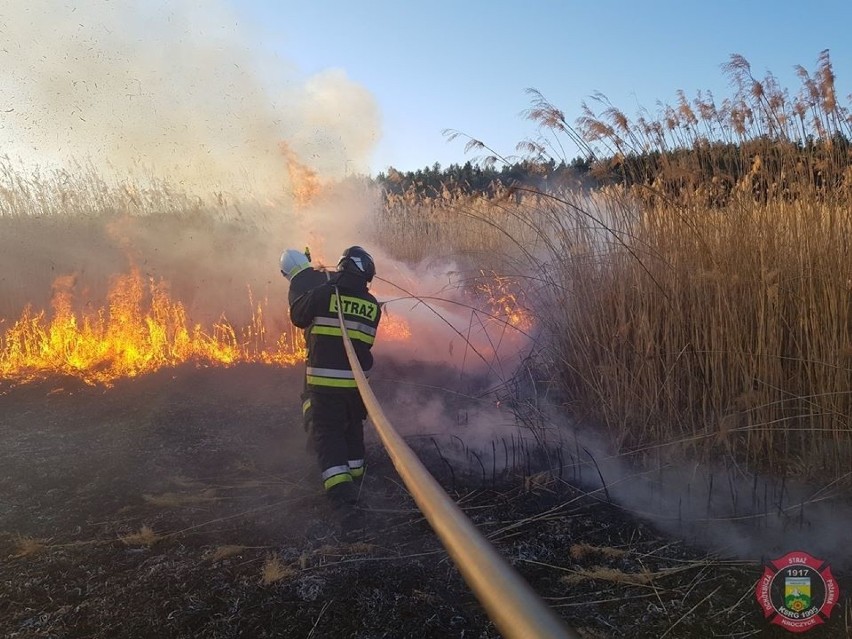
[756,551,839,632]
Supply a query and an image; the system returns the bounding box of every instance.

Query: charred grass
[1,366,849,637]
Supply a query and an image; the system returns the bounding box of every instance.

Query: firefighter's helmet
[337,246,375,282]
[280,249,310,281]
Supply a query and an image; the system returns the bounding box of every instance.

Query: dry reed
[260,553,295,585]
[375,52,852,484]
[119,525,161,547]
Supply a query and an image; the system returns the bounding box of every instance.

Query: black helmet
[337,246,376,282]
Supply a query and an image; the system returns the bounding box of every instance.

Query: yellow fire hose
[335,290,578,639]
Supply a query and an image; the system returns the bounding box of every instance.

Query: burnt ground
[0,363,849,638]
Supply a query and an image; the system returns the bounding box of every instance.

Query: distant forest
[375,157,593,199]
[375,133,852,205]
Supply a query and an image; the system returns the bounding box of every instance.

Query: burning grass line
[377,290,535,342]
[371,276,534,383]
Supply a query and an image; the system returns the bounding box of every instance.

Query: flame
[0,268,305,386]
[378,313,412,341]
[0,265,523,388]
[280,141,321,208]
[476,274,533,332]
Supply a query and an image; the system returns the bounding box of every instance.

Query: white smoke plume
[0,0,386,323]
[0,0,380,194]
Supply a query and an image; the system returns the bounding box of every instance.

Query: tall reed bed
[545,191,852,482]
[0,155,254,222]
[375,52,852,483]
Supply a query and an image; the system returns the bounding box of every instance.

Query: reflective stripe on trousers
[321,464,353,490]
[348,458,365,478]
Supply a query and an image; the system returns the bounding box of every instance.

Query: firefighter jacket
[289,272,381,390]
[287,266,329,306]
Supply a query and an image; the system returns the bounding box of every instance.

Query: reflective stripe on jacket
[289,275,381,391]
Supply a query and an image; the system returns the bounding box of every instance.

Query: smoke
[0,0,380,193]
[508,408,852,569]
[373,364,852,569]
[0,0,531,379]
[371,258,531,372]
[0,0,387,324]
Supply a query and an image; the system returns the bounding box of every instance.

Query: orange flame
[280,141,321,208]
[378,313,412,341]
[0,269,305,386]
[476,274,533,332]
[0,265,524,388]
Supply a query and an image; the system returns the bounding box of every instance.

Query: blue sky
[231,1,852,175]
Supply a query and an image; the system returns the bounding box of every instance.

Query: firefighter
[288,246,381,507]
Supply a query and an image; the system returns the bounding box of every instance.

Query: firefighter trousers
[301,389,366,491]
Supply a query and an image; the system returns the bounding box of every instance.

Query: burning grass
[395,189,852,482]
[0,267,307,386]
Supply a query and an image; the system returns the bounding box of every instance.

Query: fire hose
[334,289,578,639]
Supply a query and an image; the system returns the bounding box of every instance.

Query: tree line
[375,157,593,200]
[375,133,851,207]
